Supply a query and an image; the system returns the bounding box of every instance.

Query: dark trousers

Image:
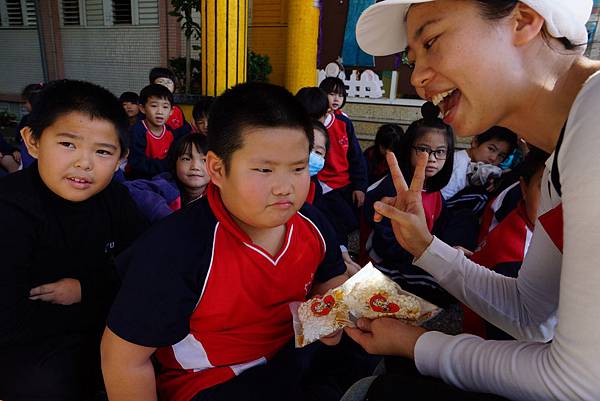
[0,333,102,401]
[319,185,360,248]
[365,357,509,401]
[193,336,380,401]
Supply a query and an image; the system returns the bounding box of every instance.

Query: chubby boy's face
[23,111,122,202]
[207,126,310,232]
[140,96,172,128]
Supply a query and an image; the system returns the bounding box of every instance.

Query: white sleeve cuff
[413,236,462,281]
[414,331,454,378]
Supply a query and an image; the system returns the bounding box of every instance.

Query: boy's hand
[29,278,82,305]
[454,245,474,257]
[342,251,361,277]
[12,150,21,164]
[353,190,365,208]
[320,329,343,346]
[345,317,427,359]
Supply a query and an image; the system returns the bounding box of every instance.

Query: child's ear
[138,104,146,115]
[20,127,39,159]
[169,107,174,117]
[205,151,226,188]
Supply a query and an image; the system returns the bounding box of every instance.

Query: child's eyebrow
[250,157,308,165]
[56,132,117,150]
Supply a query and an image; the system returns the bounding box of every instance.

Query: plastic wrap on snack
[290,288,352,347]
[290,263,441,347]
[343,263,441,324]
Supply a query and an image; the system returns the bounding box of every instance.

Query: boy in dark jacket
[0,80,147,401]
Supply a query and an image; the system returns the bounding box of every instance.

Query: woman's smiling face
[405,0,519,137]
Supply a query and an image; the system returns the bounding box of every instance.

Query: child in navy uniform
[365,104,456,307]
[119,91,140,128]
[149,67,191,134]
[192,96,214,135]
[317,78,368,252]
[127,84,177,179]
[102,82,348,401]
[0,80,147,401]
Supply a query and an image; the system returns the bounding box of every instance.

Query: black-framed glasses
[412,146,447,160]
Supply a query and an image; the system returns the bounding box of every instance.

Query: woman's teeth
[432,89,456,106]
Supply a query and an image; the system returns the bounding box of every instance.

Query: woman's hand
[345,318,427,359]
[373,152,433,258]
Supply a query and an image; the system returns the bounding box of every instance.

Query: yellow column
[285,0,320,94]
[201,0,247,96]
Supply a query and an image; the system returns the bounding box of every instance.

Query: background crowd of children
[0,68,545,401]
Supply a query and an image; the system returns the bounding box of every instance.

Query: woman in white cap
[344,1,600,400]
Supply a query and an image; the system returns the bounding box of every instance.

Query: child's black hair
[192,96,215,121]
[139,84,174,107]
[394,102,454,192]
[375,124,403,153]
[208,82,313,173]
[312,119,330,152]
[167,133,208,173]
[22,83,44,105]
[474,126,518,153]
[519,146,549,184]
[119,91,139,104]
[27,79,129,156]
[295,87,329,120]
[149,67,177,86]
[319,77,348,109]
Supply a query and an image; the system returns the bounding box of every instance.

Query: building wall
[0,29,44,95]
[248,0,287,86]
[60,26,161,95]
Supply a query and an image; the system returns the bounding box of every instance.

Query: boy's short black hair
[295,87,329,120]
[319,77,348,108]
[149,67,177,86]
[375,124,403,151]
[474,126,518,153]
[168,133,208,173]
[208,82,313,173]
[519,146,549,184]
[119,91,139,104]
[27,79,129,156]
[139,84,174,107]
[312,119,329,152]
[395,102,454,192]
[192,96,215,120]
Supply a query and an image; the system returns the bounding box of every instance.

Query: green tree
[169,0,200,93]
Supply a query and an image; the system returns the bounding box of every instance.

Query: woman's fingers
[409,152,428,193]
[386,152,408,194]
[373,196,396,222]
[374,201,412,224]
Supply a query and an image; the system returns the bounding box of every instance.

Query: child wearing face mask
[365,103,456,306]
[117,134,210,224]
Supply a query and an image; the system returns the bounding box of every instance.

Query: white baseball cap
[356,0,593,56]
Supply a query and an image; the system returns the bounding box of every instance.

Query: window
[0,0,37,27]
[61,0,81,26]
[112,0,131,24]
[6,0,23,26]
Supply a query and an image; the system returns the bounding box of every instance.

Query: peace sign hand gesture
[373,152,434,259]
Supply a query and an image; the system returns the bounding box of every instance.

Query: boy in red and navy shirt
[127,84,177,179]
[102,83,348,401]
[463,148,549,339]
